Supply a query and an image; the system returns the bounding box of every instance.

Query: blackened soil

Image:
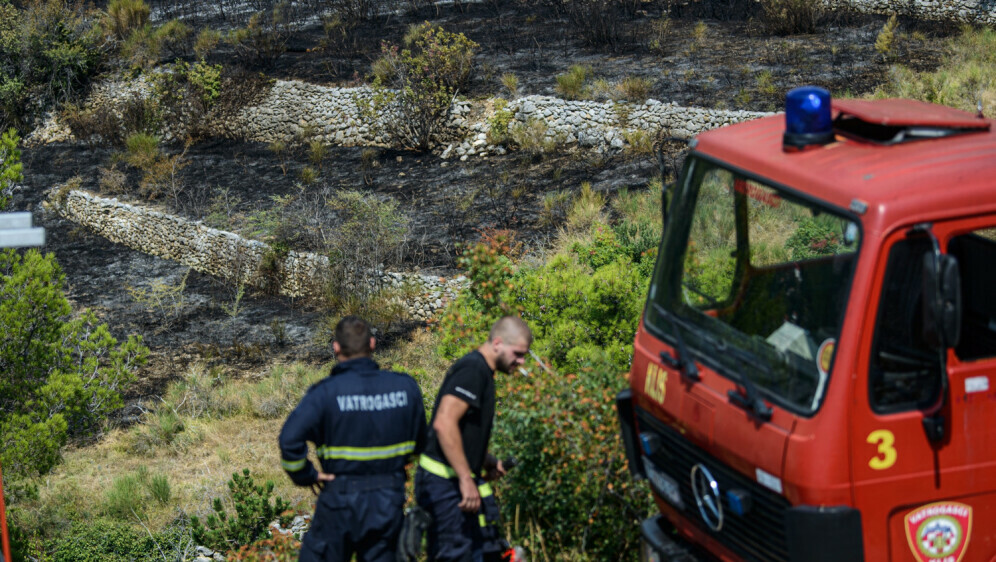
[14,3,953,399]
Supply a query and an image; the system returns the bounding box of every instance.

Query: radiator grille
[637,408,791,562]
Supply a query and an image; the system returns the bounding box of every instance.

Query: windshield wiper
[723,345,773,422]
[651,303,700,382]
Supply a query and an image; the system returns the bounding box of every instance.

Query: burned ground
[14,2,954,400]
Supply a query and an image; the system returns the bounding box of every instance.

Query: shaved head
[488,316,532,347]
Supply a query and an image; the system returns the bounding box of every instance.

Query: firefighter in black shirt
[416,316,532,562]
[279,316,427,562]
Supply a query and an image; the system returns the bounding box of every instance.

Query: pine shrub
[191,469,293,553]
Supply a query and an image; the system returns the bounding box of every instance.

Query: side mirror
[922,253,961,349]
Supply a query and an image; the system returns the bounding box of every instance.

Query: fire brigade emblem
[904,502,972,562]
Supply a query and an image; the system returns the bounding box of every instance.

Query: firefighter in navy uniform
[279,316,427,562]
[416,316,532,562]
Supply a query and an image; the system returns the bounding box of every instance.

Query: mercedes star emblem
[691,464,723,531]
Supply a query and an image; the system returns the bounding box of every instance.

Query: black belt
[327,472,404,493]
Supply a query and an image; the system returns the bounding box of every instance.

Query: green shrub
[785,216,843,259]
[154,19,192,58]
[500,72,519,98]
[194,28,221,59]
[191,469,293,553]
[875,14,898,60]
[124,131,160,168]
[0,246,148,480]
[555,64,591,100]
[323,189,410,333]
[308,140,328,168]
[509,118,559,156]
[616,76,652,102]
[104,0,150,40]
[486,98,514,145]
[49,519,152,562]
[0,1,105,132]
[0,128,21,210]
[149,474,171,505]
[104,473,145,519]
[621,129,652,154]
[361,23,479,150]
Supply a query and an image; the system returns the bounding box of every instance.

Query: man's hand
[483,459,507,482]
[311,471,335,495]
[457,475,481,512]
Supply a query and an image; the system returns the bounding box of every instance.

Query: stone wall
[47,189,466,321]
[828,0,996,25]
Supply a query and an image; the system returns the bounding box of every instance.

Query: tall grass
[873,26,996,116]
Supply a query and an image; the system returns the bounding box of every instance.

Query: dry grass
[873,26,996,117]
[16,325,457,541]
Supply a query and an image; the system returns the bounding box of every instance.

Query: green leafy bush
[361,23,479,150]
[191,469,293,553]
[437,186,664,559]
[0,0,105,132]
[486,98,515,145]
[785,217,843,260]
[0,128,22,210]
[0,247,149,479]
[555,64,591,100]
[49,519,152,562]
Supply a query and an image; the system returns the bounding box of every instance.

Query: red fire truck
[617,87,996,561]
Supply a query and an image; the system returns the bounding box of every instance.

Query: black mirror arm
[909,223,949,444]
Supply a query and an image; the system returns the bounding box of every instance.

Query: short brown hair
[488,316,532,345]
[334,316,373,357]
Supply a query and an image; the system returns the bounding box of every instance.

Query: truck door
[851,219,996,562]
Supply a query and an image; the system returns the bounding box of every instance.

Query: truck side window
[949,228,996,361]
[870,237,942,412]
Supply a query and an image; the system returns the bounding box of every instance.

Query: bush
[486,98,514,145]
[225,5,293,68]
[760,0,823,35]
[555,64,591,100]
[361,23,479,150]
[323,189,410,333]
[154,19,192,58]
[0,0,105,133]
[509,118,560,156]
[0,128,21,210]
[875,14,898,60]
[49,519,153,562]
[191,469,293,553]
[437,186,660,558]
[0,246,148,480]
[616,76,652,102]
[104,0,150,40]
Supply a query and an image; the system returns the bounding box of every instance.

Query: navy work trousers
[415,468,484,562]
[299,474,405,562]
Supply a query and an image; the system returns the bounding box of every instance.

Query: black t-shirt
[423,350,495,475]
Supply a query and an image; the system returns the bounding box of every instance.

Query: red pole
[0,463,11,562]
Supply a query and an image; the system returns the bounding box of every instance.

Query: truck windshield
[646,156,860,414]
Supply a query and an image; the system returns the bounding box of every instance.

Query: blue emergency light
[783,86,835,151]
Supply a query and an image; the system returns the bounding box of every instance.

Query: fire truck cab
[617,88,996,562]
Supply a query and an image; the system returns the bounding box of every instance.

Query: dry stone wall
[828,0,996,25]
[47,189,466,320]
